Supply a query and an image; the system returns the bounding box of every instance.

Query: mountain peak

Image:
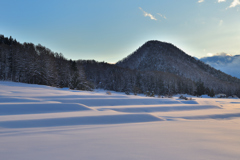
[117,40,188,70]
[117,40,240,86]
[142,40,174,48]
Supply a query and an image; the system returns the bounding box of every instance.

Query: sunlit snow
[1,81,240,160]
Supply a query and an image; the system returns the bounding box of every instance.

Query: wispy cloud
[199,0,240,8]
[157,13,167,19]
[229,0,240,8]
[219,19,223,26]
[139,7,157,21]
[217,0,240,8]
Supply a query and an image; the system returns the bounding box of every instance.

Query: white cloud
[139,7,157,21]
[157,13,167,19]
[157,13,162,17]
[229,0,240,8]
[219,52,233,56]
[204,52,233,58]
[213,53,233,56]
[199,0,240,8]
[207,53,215,57]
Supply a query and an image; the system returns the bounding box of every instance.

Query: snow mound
[0,114,162,128]
[101,105,220,113]
[0,103,90,115]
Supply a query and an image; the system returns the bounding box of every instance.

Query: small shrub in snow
[125,91,130,95]
[179,95,193,100]
[216,94,227,98]
[233,95,239,99]
[150,91,155,97]
[179,95,187,100]
[165,95,173,98]
[133,86,141,95]
[145,91,150,97]
[145,91,155,97]
[228,95,239,99]
[106,91,111,95]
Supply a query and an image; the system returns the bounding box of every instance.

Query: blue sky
[1,0,240,63]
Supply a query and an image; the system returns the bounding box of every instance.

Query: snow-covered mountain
[116,40,240,91]
[200,53,240,79]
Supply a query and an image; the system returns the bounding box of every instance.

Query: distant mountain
[201,53,240,64]
[116,40,240,92]
[200,54,240,79]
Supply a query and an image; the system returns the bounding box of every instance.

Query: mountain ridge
[116,40,240,85]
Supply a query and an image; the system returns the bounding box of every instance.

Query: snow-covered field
[1,81,240,160]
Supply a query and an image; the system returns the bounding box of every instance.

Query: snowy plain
[0,81,240,160]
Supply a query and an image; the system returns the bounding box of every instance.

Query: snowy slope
[0,81,240,160]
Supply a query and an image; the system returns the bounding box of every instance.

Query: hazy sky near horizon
[1,0,240,63]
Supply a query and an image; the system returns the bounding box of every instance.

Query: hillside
[116,40,240,94]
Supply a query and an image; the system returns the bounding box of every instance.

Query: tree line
[0,35,92,90]
[1,35,240,97]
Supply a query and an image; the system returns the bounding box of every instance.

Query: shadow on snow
[0,103,90,115]
[0,114,162,128]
